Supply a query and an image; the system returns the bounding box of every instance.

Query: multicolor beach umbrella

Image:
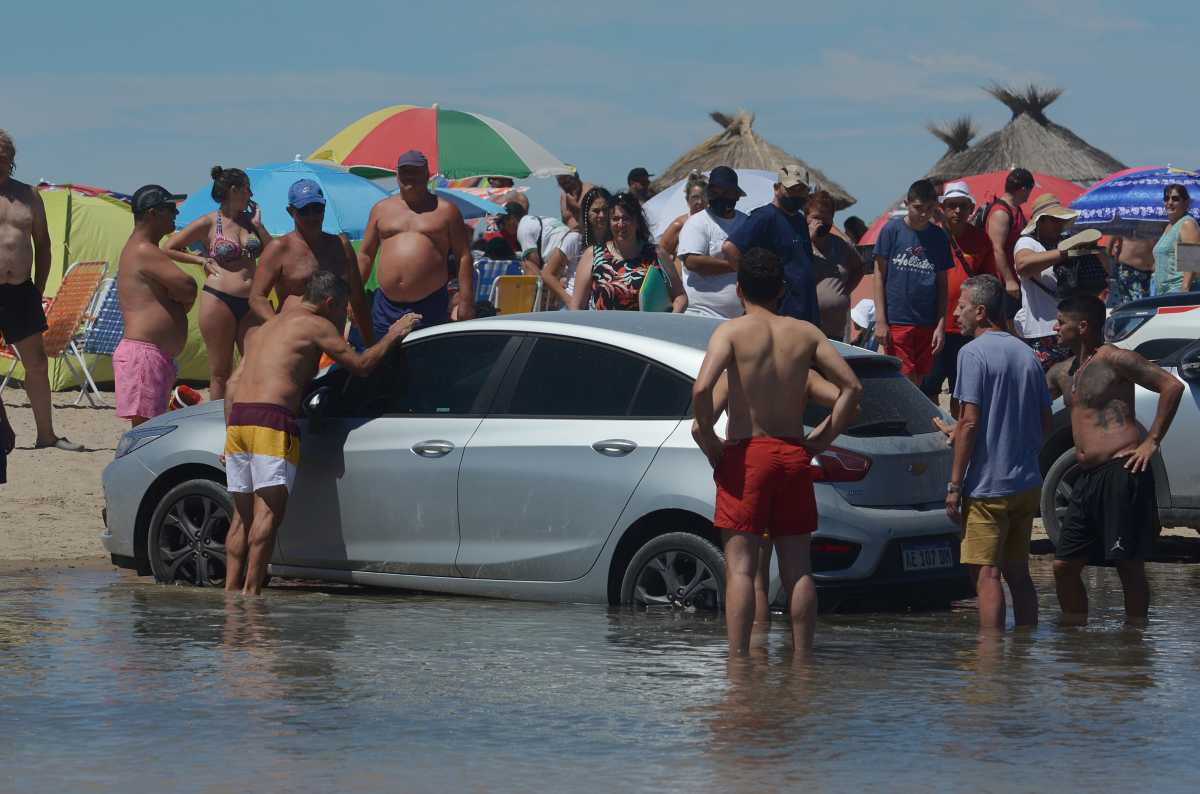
[310,104,571,180]
[1070,166,1200,236]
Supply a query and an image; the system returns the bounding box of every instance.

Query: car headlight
[1104,308,1155,343]
[115,425,177,459]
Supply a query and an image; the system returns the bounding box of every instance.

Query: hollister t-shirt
[874,218,953,327]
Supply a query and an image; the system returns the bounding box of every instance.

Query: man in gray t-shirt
[943,275,1052,631]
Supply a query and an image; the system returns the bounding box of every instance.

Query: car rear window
[804,359,943,437]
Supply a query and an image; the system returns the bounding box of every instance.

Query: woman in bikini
[165,166,270,399]
[572,191,686,312]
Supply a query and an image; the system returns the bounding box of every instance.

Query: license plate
[902,541,954,571]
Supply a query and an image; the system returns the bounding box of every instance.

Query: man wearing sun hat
[922,181,996,405]
[1012,193,1094,370]
[249,178,373,345]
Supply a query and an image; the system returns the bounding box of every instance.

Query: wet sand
[1,387,135,566]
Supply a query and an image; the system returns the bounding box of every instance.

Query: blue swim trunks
[371,285,450,341]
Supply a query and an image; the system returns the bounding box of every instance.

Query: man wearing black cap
[677,166,747,319]
[0,129,82,450]
[357,149,475,339]
[249,178,373,344]
[627,167,654,204]
[114,186,198,426]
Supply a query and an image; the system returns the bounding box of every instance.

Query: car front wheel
[1041,448,1083,550]
[620,531,725,611]
[147,479,232,586]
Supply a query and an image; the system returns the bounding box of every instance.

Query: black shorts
[0,281,48,346]
[1056,458,1159,564]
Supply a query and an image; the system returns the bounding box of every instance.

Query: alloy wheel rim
[633,550,721,610]
[156,494,229,586]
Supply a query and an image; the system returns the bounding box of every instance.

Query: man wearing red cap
[357,150,474,339]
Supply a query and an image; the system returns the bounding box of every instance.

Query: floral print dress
[588,241,659,311]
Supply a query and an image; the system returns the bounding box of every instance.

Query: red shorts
[714,437,817,537]
[884,323,934,378]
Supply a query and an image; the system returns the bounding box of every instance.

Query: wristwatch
[946,482,961,494]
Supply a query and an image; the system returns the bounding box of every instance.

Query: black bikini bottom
[203,285,251,323]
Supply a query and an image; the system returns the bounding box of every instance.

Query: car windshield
[804,359,943,437]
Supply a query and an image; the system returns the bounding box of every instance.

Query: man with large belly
[357,150,474,341]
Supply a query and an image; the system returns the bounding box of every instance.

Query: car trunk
[806,358,952,508]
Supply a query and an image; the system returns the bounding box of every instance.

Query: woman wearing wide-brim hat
[1012,194,1096,371]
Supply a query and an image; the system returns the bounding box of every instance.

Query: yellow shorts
[960,486,1040,566]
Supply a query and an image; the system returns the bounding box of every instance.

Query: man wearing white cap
[922,181,996,406]
[1012,194,1092,371]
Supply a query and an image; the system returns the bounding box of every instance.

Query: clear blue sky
[3,1,1192,224]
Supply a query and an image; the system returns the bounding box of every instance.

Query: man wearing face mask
[722,165,821,325]
[249,179,373,343]
[676,166,748,319]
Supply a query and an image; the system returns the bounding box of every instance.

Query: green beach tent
[6,186,211,390]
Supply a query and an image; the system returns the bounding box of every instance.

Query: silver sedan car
[101,312,969,610]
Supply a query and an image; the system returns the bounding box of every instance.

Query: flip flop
[35,437,85,452]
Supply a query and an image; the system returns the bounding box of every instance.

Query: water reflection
[2,562,1200,791]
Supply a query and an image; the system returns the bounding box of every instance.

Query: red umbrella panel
[858,171,1086,247]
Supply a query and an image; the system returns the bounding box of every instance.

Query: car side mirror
[1181,343,1200,384]
[303,386,332,427]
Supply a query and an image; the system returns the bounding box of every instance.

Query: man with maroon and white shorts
[692,248,862,657]
[115,185,197,426]
[874,179,952,386]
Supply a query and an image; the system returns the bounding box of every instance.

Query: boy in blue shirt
[873,179,953,384]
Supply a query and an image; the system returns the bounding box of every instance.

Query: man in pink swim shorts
[114,185,198,426]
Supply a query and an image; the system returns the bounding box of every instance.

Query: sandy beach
[1,384,1195,574]
[1,386,136,571]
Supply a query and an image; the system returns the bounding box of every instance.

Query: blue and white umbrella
[176,156,388,239]
[1071,166,1200,237]
[433,188,504,220]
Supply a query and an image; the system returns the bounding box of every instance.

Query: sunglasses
[153,204,179,216]
[294,204,325,217]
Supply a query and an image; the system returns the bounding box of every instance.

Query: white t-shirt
[518,215,583,293]
[677,209,747,319]
[1014,236,1060,339]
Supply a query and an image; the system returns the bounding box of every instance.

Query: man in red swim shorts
[693,248,862,656]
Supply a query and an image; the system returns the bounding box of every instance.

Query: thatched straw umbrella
[927,85,1126,186]
[651,110,856,209]
[926,116,977,177]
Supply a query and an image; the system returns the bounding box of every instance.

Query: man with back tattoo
[1046,295,1184,624]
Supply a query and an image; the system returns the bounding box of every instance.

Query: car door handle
[411,440,455,458]
[592,439,638,457]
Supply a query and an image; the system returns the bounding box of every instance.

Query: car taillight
[811,538,862,572]
[811,447,872,482]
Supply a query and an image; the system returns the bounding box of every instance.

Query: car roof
[413,311,880,360]
[1111,292,1200,315]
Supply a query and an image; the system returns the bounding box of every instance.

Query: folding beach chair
[490,275,543,315]
[473,258,525,304]
[73,277,125,405]
[0,261,110,406]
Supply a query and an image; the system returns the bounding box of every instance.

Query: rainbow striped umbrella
[310,104,571,180]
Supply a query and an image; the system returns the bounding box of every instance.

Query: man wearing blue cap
[249,179,373,343]
[357,150,475,337]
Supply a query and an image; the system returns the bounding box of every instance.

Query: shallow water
[3,560,1200,793]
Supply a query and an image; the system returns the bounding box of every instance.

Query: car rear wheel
[620,532,725,611]
[147,479,232,587]
[1041,448,1082,550]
